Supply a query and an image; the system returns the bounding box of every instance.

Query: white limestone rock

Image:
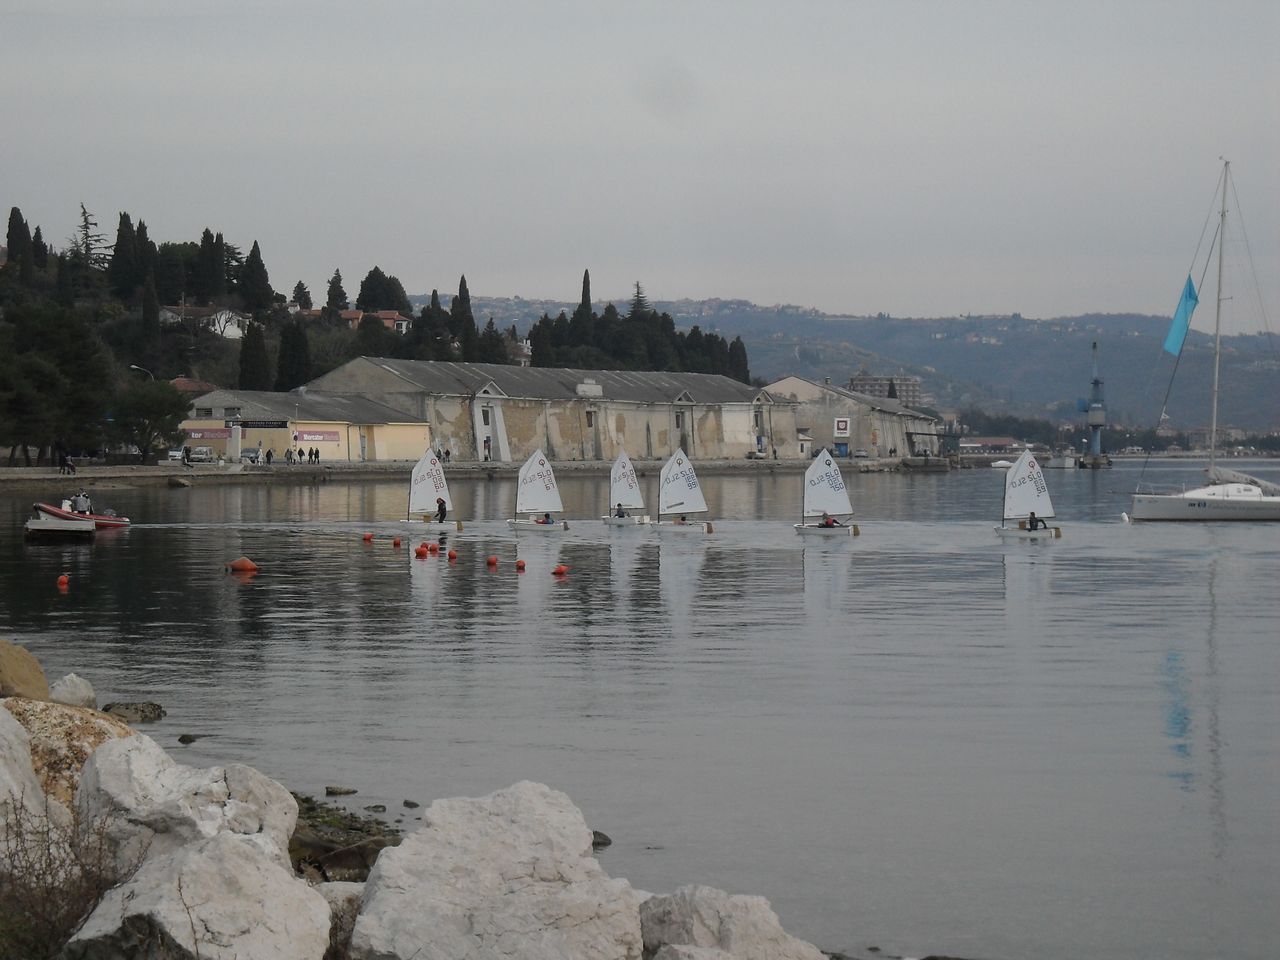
[0,705,43,816]
[350,780,643,960]
[653,948,736,960]
[64,830,330,960]
[319,881,365,958]
[49,672,97,709]
[75,732,298,872]
[640,885,826,960]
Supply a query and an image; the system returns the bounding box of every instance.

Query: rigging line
[1137,222,1221,488]
[1226,169,1278,356]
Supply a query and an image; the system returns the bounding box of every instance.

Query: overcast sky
[3,1,1277,333]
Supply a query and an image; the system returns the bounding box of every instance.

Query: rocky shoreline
[2,639,971,960]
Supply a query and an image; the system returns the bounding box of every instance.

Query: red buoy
[414,545,429,559]
[428,542,440,554]
[515,559,526,571]
[392,537,401,548]
[362,532,374,542]
[227,557,259,572]
[56,573,70,588]
[552,564,569,576]
[486,555,499,567]
[447,549,458,561]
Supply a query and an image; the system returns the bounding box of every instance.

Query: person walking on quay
[285,448,294,466]
[265,448,274,466]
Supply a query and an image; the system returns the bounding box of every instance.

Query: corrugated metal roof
[357,358,765,404]
[189,389,423,424]
[770,376,934,420]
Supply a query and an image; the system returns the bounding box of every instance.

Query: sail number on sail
[807,464,846,493]
[521,460,557,493]
[1008,458,1048,496]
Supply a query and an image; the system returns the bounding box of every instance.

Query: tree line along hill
[1,204,751,464]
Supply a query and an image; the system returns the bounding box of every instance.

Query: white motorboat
[794,449,859,536]
[601,450,649,526]
[508,449,569,531]
[1128,161,1280,522]
[995,449,1062,539]
[650,449,712,533]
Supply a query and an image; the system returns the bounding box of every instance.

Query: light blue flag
[1162,275,1198,356]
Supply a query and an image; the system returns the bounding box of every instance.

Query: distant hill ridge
[408,293,1280,431]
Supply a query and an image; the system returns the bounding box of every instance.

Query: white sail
[1003,449,1054,521]
[658,449,707,516]
[516,449,563,515]
[408,450,451,514]
[803,449,854,517]
[609,451,645,510]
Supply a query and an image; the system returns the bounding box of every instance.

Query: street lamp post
[129,364,155,380]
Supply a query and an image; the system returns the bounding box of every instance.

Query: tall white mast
[1209,160,1228,472]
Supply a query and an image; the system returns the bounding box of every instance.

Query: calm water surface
[3,460,1277,960]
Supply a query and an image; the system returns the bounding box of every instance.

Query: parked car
[167,447,184,461]
[240,449,260,464]
[853,448,870,459]
[188,445,215,463]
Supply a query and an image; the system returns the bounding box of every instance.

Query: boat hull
[794,523,859,537]
[650,519,713,534]
[35,502,130,529]
[601,515,649,526]
[994,524,1061,539]
[1129,491,1280,522]
[507,518,569,531]
[25,516,95,540]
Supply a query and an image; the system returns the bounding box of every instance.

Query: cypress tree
[728,336,751,384]
[194,229,218,303]
[31,225,48,269]
[238,322,272,390]
[239,240,274,312]
[291,281,312,309]
[214,233,232,299]
[887,378,898,399]
[5,208,29,268]
[274,319,312,391]
[141,269,161,358]
[450,275,474,337]
[107,212,138,300]
[570,268,594,344]
[326,269,348,310]
[135,220,156,288]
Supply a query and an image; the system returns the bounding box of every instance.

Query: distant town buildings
[845,370,928,409]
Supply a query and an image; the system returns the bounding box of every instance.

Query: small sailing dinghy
[601,451,648,525]
[508,449,568,531]
[995,449,1061,539]
[405,449,461,529]
[794,449,859,536]
[651,449,712,533]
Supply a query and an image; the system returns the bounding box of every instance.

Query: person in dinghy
[820,512,843,528]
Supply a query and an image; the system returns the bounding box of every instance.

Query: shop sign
[187,428,231,439]
[299,430,341,442]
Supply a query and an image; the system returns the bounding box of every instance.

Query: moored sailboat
[995,449,1062,539]
[651,449,712,533]
[508,449,568,531]
[1128,160,1280,522]
[601,451,648,525]
[794,449,859,536]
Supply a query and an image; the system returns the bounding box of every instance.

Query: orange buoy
[552,564,569,576]
[414,545,429,559]
[515,559,526,571]
[56,573,70,588]
[428,542,440,554]
[447,549,457,561]
[227,557,259,572]
[392,537,401,548]
[362,532,374,542]
[486,555,499,567]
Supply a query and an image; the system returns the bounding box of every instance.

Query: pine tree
[107,212,138,300]
[238,322,272,389]
[477,319,509,364]
[326,269,348,310]
[77,203,109,269]
[239,240,274,312]
[628,281,651,320]
[292,281,312,309]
